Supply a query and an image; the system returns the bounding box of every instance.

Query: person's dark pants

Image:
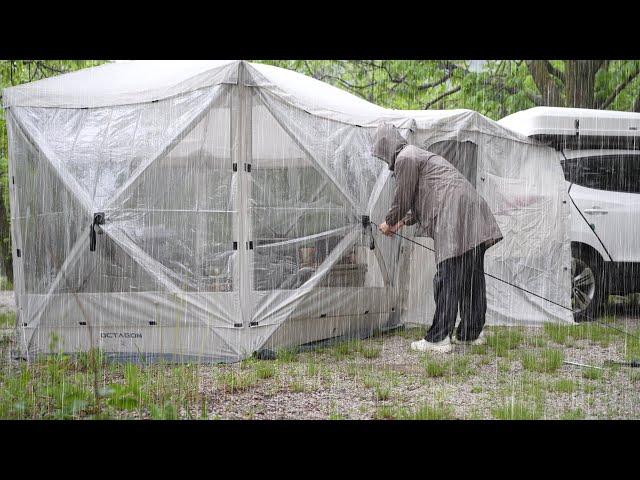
[425,244,487,343]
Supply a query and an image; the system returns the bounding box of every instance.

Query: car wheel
[571,247,605,322]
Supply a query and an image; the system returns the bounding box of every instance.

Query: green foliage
[260,60,640,120]
[102,364,146,411]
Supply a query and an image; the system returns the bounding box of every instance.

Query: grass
[549,379,576,394]
[544,323,571,345]
[497,358,512,373]
[422,354,472,378]
[581,367,603,380]
[0,312,15,329]
[255,362,276,380]
[521,348,564,373]
[289,380,306,393]
[621,328,640,360]
[361,345,382,359]
[374,405,398,419]
[486,328,524,357]
[492,401,541,420]
[275,348,299,363]
[217,370,256,393]
[560,408,585,420]
[305,360,318,377]
[400,403,455,420]
[374,386,391,401]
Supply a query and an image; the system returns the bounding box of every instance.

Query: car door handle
[584,207,608,215]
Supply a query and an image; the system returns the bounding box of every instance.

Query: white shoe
[452,331,486,346]
[411,337,453,353]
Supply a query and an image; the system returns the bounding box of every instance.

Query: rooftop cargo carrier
[499,107,640,150]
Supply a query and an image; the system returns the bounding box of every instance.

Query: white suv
[499,107,640,321]
[562,149,640,320]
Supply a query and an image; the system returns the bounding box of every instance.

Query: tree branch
[316,73,375,92]
[418,72,452,90]
[36,61,67,75]
[423,85,461,109]
[544,60,565,83]
[598,64,640,109]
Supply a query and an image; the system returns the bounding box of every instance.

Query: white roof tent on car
[499,107,640,150]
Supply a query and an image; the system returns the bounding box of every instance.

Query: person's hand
[378,221,392,236]
[379,220,404,236]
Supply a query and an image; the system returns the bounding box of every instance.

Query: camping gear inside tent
[2,60,573,362]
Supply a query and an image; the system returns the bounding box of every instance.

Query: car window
[562,154,640,193]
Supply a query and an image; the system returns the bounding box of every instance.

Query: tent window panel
[251,208,350,243]
[425,140,478,187]
[253,233,366,291]
[16,213,86,295]
[11,124,84,218]
[251,166,346,209]
[119,211,235,292]
[122,163,233,212]
[54,234,167,294]
[254,89,385,209]
[15,87,226,208]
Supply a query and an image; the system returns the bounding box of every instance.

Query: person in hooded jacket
[371,124,503,353]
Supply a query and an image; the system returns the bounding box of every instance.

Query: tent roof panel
[2,60,239,108]
[2,60,534,143]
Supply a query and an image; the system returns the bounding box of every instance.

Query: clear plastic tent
[2,60,573,362]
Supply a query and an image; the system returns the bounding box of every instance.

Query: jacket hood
[371,124,408,171]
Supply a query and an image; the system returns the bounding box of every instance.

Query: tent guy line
[366,219,640,343]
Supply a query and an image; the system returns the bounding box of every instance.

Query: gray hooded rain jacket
[372,124,503,264]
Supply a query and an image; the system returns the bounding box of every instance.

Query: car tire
[571,245,606,323]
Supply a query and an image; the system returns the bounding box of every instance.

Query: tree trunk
[564,60,602,108]
[526,60,563,106]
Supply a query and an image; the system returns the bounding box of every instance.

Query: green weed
[521,349,564,373]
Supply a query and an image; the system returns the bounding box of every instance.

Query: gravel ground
[188,321,640,420]
[1,295,639,420]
